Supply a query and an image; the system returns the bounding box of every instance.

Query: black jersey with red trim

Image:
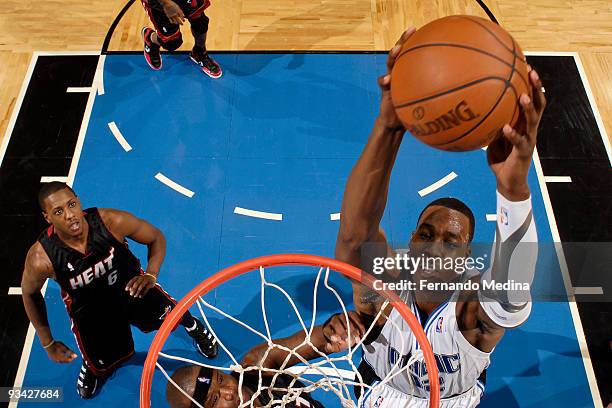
[38,208,142,311]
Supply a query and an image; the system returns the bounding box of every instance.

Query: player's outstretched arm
[336,28,415,314]
[241,312,365,371]
[21,243,77,363]
[99,208,167,298]
[477,68,546,333]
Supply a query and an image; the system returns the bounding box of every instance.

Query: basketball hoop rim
[140,253,440,408]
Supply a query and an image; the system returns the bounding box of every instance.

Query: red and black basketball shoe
[142,27,162,70]
[190,47,222,78]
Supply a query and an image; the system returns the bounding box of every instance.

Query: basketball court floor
[0,1,611,407]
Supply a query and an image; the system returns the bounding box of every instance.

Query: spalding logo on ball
[391,15,530,151]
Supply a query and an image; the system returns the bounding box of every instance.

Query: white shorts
[360,382,483,408]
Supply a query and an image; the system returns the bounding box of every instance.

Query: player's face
[42,189,85,237]
[410,205,471,285]
[204,370,255,408]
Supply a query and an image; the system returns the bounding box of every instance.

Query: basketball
[390,15,530,151]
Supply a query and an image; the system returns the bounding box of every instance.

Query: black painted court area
[0,54,610,406]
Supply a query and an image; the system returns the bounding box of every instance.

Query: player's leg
[186,2,222,78]
[128,281,218,358]
[68,302,135,398]
[141,0,184,69]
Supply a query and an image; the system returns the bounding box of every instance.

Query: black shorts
[63,283,177,377]
[141,0,211,43]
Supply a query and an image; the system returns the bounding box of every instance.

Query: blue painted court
[20,53,593,407]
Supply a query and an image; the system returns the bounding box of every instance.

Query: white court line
[533,148,603,408]
[8,287,22,295]
[330,213,340,221]
[66,87,92,93]
[418,172,457,197]
[485,214,496,222]
[234,206,283,221]
[573,54,612,166]
[11,53,103,405]
[66,56,105,187]
[573,287,604,296]
[96,54,106,96]
[40,176,68,183]
[155,173,195,198]
[33,50,101,56]
[107,121,132,152]
[524,51,579,57]
[545,176,572,183]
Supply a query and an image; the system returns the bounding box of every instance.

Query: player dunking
[141,0,222,78]
[326,28,547,407]
[21,182,219,399]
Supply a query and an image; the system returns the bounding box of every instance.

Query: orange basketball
[390,15,530,151]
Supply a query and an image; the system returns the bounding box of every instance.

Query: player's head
[167,366,253,408]
[38,182,84,237]
[410,197,475,284]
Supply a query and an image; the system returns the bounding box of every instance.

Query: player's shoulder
[97,207,120,219]
[25,241,53,273]
[98,207,147,241]
[97,207,130,236]
[98,208,135,227]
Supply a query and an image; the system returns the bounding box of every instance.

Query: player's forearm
[242,327,328,371]
[145,232,166,277]
[497,174,530,202]
[479,191,538,327]
[337,118,404,246]
[489,191,538,285]
[22,292,54,345]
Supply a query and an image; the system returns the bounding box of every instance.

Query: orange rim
[140,254,440,408]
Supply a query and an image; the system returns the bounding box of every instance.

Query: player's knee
[160,35,183,51]
[190,14,209,35]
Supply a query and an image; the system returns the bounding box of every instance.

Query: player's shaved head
[417,197,475,241]
[38,181,76,211]
[167,366,200,408]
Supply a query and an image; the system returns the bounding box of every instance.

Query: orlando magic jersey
[38,208,142,311]
[361,289,490,400]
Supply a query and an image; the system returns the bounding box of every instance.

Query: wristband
[144,272,158,281]
[42,339,56,349]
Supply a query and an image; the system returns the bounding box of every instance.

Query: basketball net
[140,254,440,408]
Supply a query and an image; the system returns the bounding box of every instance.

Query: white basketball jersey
[361,290,491,400]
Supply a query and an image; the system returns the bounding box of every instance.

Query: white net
[157,265,425,408]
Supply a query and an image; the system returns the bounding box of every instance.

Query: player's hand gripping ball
[390,16,530,151]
